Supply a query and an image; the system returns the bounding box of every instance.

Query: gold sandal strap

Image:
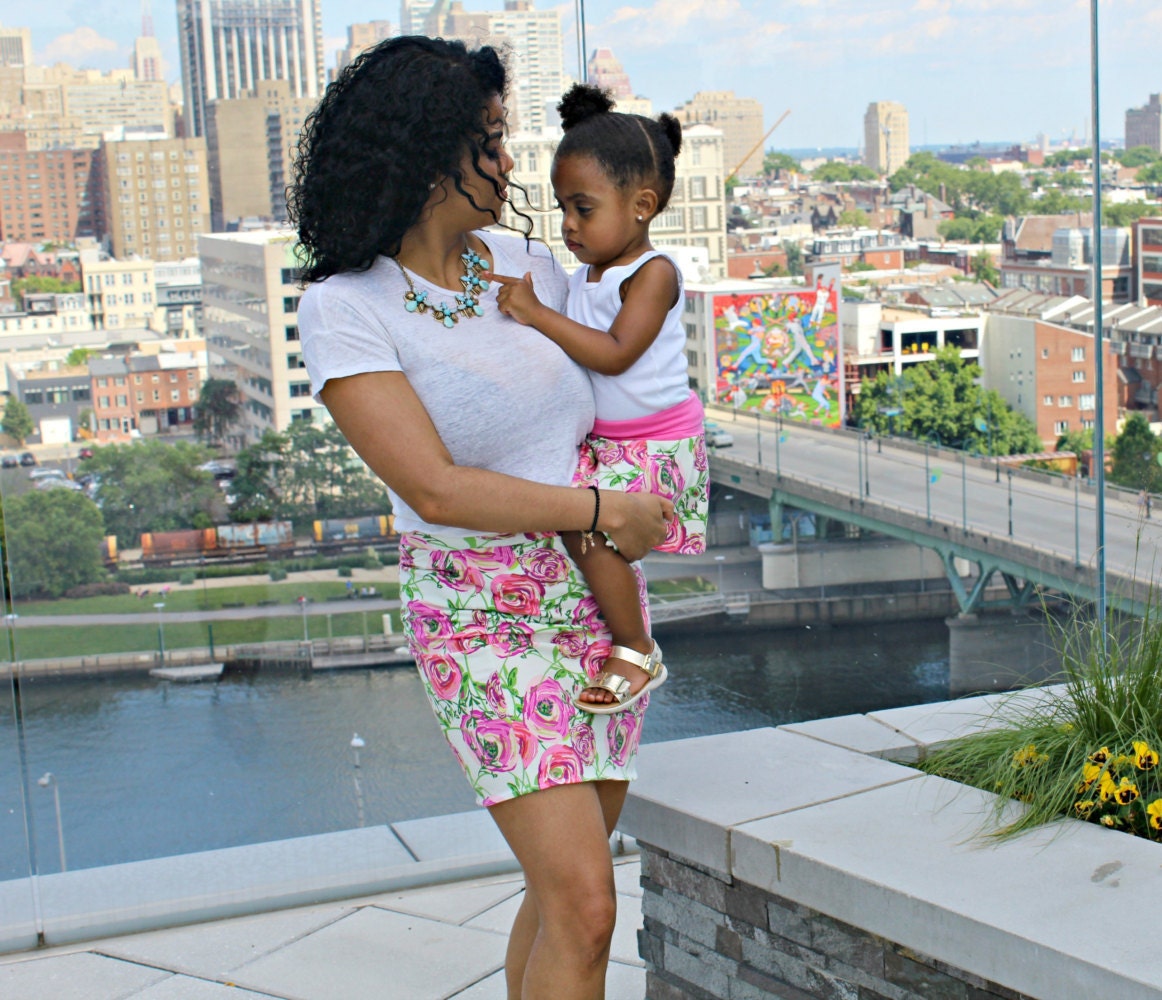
[608,642,663,679]
[588,670,631,699]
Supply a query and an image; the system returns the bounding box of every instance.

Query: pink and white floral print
[573,431,709,555]
[400,530,651,806]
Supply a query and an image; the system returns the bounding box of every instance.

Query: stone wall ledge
[622,687,1162,1000]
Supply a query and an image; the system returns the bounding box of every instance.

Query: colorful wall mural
[713,278,842,428]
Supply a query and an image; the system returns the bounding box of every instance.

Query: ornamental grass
[920,599,1162,842]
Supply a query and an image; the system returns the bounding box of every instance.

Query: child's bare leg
[563,531,652,707]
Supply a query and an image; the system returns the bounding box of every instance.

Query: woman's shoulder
[482,231,558,270]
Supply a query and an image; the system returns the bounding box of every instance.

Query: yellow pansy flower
[1074,800,1096,818]
[1115,778,1140,806]
[1099,771,1117,802]
[1100,814,1118,827]
[1089,747,1111,765]
[1146,800,1162,831]
[1081,762,1102,787]
[1133,741,1159,770]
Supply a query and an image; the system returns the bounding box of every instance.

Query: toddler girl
[491,83,708,715]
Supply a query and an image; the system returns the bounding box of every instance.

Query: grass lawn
[13,609,404,660]
[14,580,401,616]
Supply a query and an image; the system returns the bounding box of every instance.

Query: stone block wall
[638,843,1035,1000]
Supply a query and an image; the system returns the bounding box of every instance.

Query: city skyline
[14,0,1162,150]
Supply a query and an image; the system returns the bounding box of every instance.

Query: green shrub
[337,566,354,578]
[179,570,197,586]
[269,564,288,582]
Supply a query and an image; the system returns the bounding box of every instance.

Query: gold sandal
[575,640,667,716]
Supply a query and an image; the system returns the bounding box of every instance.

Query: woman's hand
[599,490,673,563]
[487,271,544,326]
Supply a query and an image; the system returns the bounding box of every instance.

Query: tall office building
[674,91,764,178]
[0,135,100,244]
[587,48,632,100]
[863,101,909,176]
[206,80,316,229]
[97,133,210,262]
[0,24,31,67]
[334,21,393,76]
[1126,94,1162,154]
[134,2,166,82]
[485,2,564,132]
[399,1,438,35]
[176,0,324,138]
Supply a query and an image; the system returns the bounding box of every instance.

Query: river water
[1,619,951,878]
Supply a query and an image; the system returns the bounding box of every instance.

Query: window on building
[1043,395,1053,405]
[289,382,312,397]
[1080,394,1095,410]
[171,390,181,401]
[1041,348,1049,358]
[689,176,706,198]
[1058,395,1073,406]
[135,392,143,403]
[1072,370,1085,382]
[692,206,708,229]
[286,325,299,341]
[115,395,127,406]
[1071,347,1085,361]
[153,390,160,401]
[1054,420,1069,435]
[283,296,300,313]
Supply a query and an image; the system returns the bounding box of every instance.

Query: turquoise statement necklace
[394,246,490,328]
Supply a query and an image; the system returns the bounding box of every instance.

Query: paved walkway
[0,858,646,999]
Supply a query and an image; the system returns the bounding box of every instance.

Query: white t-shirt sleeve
[299,276,400,401]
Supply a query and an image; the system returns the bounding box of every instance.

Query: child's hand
[486,271,543,326]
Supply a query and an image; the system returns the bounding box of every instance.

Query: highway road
[706,405,1162,584]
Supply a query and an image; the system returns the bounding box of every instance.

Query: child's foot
[574,640,667,716]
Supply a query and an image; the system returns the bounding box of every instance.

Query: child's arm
[487,258,679,376]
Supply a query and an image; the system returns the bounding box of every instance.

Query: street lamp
[153,601,166,663]
[37,772,67,872]
[298,595,309,642]
[350,734,366,828]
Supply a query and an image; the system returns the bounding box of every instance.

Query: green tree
[812,161,877,183]
[10,276,81,309]
[937,214,1004,244]
[84,440,221,546]
[66,347,93,367]
[1036,188,1089,214]
[1110,414,1162,492]
[781,240,804,276]
[1103,201,1160,227]
[1118,146,1161,168]
[5,488,106,598]
[192,378,242,446]
[1137,162,1162,185]
[971,250,999,286]
[852,347,1040,455]
[2,398,34,445]
[838,208,869,227]
[763,151,801,175]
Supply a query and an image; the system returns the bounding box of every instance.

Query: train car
[216,521,294,550]
[101,535,118,567]
[140,528,218,564]
[313,515,394,548]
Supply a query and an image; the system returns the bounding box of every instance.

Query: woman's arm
[321,369,672,561]
[487,257,679,376]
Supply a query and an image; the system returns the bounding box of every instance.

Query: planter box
[621,691,1162,1000]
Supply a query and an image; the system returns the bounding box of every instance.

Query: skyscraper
[674,91,765,179]
[864,101,909,176]
[587,48,632,100]
[334,21,393,76]
[1126,94,1162,154]
[483,1,564,132]
[176,0,324,138]
[134,1,165,81]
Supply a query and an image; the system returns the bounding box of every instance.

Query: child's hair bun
[558,83,615,131]
[657,112,683,158]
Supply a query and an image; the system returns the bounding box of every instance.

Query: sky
[11,0,1161,151]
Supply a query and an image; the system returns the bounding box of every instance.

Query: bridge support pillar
[768,497,784,542]
[946,610,1064,696]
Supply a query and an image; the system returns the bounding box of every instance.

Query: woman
[288,36,671,999]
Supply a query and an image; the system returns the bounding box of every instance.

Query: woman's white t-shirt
[299,233,591,535]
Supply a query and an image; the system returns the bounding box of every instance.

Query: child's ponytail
[558,83,614,131]
[657,112,683,158]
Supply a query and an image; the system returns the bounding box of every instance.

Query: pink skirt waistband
[591,390,705,441]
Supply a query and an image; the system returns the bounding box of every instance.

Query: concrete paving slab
[619,728,920,876]
[232,906,507,1000]
[731,773,1162,1000]
[0,951,168,1000]
[98,901,354,979]
[391,810,511,863]
[129,975,274,999]
[868,685,1066,754]
[612,859,642,898]
[368,879,524,926]
[780,713,923,761]
[448,968,506,999]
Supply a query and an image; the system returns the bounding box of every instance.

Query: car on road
[0,455,17,468]
[19,451,36,466]
[29,467,67,481]
[79,447,94,459]
[704,422,734,448]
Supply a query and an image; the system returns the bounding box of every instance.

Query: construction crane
[726,109,792,183]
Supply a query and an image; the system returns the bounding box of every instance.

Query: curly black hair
[288,36,530,284]
[555,83,683,212]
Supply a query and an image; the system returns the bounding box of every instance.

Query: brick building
[0,134,101,244]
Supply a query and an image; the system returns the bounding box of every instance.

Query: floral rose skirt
[573,432,709,555]
[399,530,651,807]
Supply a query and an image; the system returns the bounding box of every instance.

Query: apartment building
[205,80,316,230]
[864,102,910,176]
[1133,217,1162,307]
[80,254,156,331]
[0,135,100,244]
[96,134,210,262]
[199,229,323,447]
[1126,93,1162,154]
[673,91,765,179]
[177,0,325,138]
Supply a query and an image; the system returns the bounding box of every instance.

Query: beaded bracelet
[580,485,600,554]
